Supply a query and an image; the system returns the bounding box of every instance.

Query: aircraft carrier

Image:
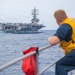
[1,7,45,34]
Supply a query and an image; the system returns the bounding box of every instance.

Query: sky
[0,0,75,30]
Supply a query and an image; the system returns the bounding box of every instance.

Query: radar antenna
[31,7,39,24]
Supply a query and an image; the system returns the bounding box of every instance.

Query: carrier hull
[1,7,45,34]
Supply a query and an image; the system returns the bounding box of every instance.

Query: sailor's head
[54,9,68,25]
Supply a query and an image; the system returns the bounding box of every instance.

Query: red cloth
[22,47,38,75]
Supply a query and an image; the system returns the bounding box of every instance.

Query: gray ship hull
[2,24,45,34]
[1,7,45,34]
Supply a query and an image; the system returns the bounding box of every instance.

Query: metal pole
[39,44,52,52]
[0,44,51,71]
[70,71,72,75]
[0,51,36,71]
[37,56,64,75]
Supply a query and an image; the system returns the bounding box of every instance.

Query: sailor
[48,9,75,75]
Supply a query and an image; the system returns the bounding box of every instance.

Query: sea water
[0,30,71,75]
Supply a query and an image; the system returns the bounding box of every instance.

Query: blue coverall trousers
[55,49,75,75]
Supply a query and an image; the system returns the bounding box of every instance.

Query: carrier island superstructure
[1,7,45,34]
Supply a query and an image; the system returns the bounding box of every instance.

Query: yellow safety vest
[60,18,75,54]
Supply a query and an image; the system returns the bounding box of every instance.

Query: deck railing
[0,44,73,75]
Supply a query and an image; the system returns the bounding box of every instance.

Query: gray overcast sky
[0,0,75,30]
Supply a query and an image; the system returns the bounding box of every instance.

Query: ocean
[0,30,72,75]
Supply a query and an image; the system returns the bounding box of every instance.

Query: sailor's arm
[48,36,60,45]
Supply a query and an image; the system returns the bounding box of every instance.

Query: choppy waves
[0,30,65,75]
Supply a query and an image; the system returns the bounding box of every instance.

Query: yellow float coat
[60,18,75,54]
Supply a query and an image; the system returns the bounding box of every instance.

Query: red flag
[22,47,38,75]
